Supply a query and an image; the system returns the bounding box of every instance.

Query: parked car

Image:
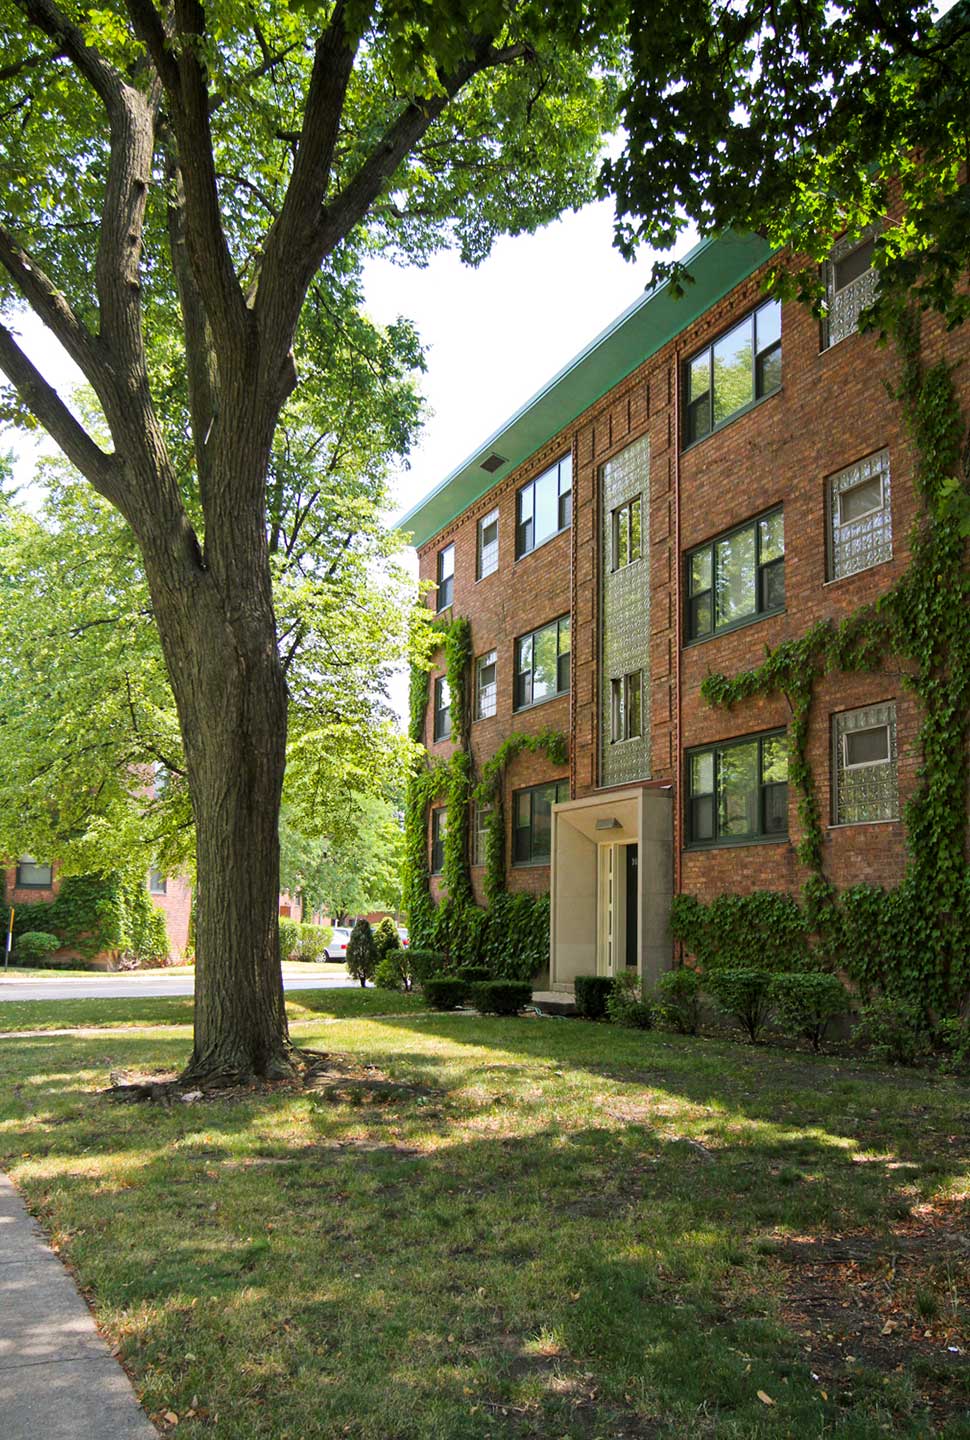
[324,927,352,961]
[397,927,409,949]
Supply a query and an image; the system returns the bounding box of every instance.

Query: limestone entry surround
[548,787,673,994]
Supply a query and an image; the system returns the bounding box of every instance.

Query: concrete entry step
[531,990,577,1016]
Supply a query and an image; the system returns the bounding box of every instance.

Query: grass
[2,960,346,979]
[0,987,427,1033]
[0,1002,968,1439]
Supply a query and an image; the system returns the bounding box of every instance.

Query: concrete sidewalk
[0,1172,157,1439]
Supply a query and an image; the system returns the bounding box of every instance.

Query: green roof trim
[399,231,774,549]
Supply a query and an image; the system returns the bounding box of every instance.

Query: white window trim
[842,725,891,770]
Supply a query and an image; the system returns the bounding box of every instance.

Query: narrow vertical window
[515,455,572,558]
[436,543,454,610]
[610,672,642,742]
[477,508,499,579]
[433,675,451,741]
[612,496,642,570]
[430,809,447,873]
[475,650,497,720]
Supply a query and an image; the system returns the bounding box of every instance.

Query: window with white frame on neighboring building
[513,615,570,710]
[477,508,499,578]
[515,454,572,557]
[16,858,52,888]
[822,232,878,349]
[475,650,497,720]
[827,449,892,581]
[436,543,454,610]
[610,671,642,743]
[832,702,898,825]
[149,869,167,895]
[433,674,451,741]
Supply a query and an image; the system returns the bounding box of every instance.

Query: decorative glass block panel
[828,449,892,580]
[600,436,651,786]
[833,702,898,823]
[823,233,879,348]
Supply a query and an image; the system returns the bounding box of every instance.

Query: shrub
[574,974,613,1020]
[704,968,775,1043]
[770,972,849,1052]
[423,976,467,1010]
[346,918,377,988]
[470,980,532,1016]
[294,923,333,962]
[373,917,401,962]
[655,967,702,1034]
[937,1016,970,1075]
[374,947,415,992]
[853,996,933,1066]
[408,950,447,983]
[13,931,60,966]
[606,971,653,1029]
[457,965,491,985]
[279,918,300,961]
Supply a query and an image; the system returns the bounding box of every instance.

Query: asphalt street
[0,967,357,1002]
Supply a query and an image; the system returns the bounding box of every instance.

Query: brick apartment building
[402,229,968,994]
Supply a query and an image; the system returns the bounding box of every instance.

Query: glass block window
[610,671,642,743]
[430,808,446,873]
[832,702,898,824]
[827,449,892,580]
[515,454,572,557]
[512,780,569,866]
[612,495,642,570]
[471,803,492,868]
[436,543,454,610]
[477,509,499,579]
[149,869,167,895]
[684,300,781,445]
[686,731,788,846]
[16,858,53,888]
[822,233,879,348]
[686,508,784,640]
[514,615,570,710]
[433,674,451,741]
[475,650,497,720]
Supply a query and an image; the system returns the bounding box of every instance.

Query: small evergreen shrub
[423,976,467,1010]
[574,974,613,1020]
[279,918,300,960]
[346,918,377,988]
[374,947,415,991]
[853,996,933,1066]
[655,967,702,1034]
[704,968,775,1043]
[606,971,653,1029]
[937,1016,970,1075]
[470,980,532,1015]
[294,923,333,961]
[770,972,849,1051]
[457,965,491,985]
[409,950,447,983]
[373,917,401,962]
[13,931,60,966]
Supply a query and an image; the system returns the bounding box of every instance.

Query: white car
[324,927,352,961]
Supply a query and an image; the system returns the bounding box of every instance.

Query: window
[436,543,454,610]
[471,803,492,868]
[686,508,784,641]
[686,732,788,846]
[433,675,451,741]
[512,780,569,866]
[149,869,167,895]
[612,496,642,570]
[823,233,878,348]
[475,650,497,720]
[477,509,499,579]
[610,672,642,743]
[827,449,892,580]
[514,615,570,710]
[832,702,898,824]
[430,809,446,873]
[16,858,52,888]
[684,300,781,445]
[515,454,572,557]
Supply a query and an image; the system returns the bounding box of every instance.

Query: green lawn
[0,1003,967,1439]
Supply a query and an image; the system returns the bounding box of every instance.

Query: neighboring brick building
[402,230,968,993]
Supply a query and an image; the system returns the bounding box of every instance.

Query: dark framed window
[475,650,497,720]
[684,300,781,446]
[16,858,52,888]
[477,508,499,579]
[612,496,642,570]
[149,869,167,895]
[686,508,784,641]
[610,672,642,743]
[433,675,451,741]
[430,809,447,873]
[514,615,570,711]
[515,454,572,558]
[686,731,788,847]
[512,780,569,866]
[436,543,454,610]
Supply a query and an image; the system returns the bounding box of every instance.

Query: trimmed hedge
[770,972,849,1052]
[704,968,775,1044]
[13,931,60,966]
[408,950,447,983]
[469,980,532,1016]
[457,965,491,985]
[574,974,613,1020]
[423,976,467,1010]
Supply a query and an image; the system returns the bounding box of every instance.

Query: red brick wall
[3,863,58,911]
[150,875,193,955]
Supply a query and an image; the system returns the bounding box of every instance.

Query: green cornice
[399,231,774,550]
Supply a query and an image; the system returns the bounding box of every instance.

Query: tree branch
[0,321,120,500]
[0,225,102,387]
[15,0,124,109]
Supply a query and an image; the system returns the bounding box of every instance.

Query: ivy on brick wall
[2,872,169,962]
[403,612,567,976]
[690,313,970,1015]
